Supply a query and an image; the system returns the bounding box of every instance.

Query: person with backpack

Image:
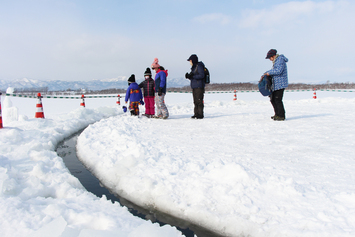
[185,54,205,119]
[139,68,155,118]
[151,58,169,119]
[261,49,289,121]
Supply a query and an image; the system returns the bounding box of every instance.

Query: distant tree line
[10,87,126,96]
[287,82,355,90]
[85,88,126,94]
[13,87,49,94]
[169,82,355,92]
[7,82,355,96]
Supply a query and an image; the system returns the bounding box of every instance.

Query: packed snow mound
[0,94,184,237]
[77,94,355,237]
[1,91,355,237]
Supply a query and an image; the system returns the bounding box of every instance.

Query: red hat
[151,58,160,69]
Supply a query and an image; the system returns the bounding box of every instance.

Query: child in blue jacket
[125,74,143,116]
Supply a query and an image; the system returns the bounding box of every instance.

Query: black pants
[270,89,285,118]
[193,88,204,118]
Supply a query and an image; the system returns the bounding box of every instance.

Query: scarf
[272,54,280,66]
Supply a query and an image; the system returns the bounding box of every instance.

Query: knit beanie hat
[128,74,135,83]
[266,49,277,59]
[187,54,198,65]
[151,58,160,69]
[144,68,152,76]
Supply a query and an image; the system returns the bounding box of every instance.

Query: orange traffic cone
[0,92,3,128]
[313,88,317,99]
[116,95,121,106]
[233,90,237,101]
[80,94,85,107]
[35,93,45,118]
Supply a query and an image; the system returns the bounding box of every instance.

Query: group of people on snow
[125,58,170,119]
[125,49,289,121]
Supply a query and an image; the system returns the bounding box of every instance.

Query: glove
[122,106,127,113]
[158,87,162,96]
[140,100,144,105]
[185,72,193,79]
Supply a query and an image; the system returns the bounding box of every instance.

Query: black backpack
[194,62,210,84]
[203,66,210,84]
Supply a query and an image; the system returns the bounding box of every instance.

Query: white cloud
[239,0,340,28]
[193,13,232,25]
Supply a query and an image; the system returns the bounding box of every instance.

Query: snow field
[1,89,355,237]
[0,89,184,237]
[77,92,355,237]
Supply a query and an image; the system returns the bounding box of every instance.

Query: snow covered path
[0,91,184,237]
[77,93,355,237]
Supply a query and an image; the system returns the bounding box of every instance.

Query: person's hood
[129,82,139,87]
[191,61,205,70]
[157,69,168,77]
[277,54,288,63]
[187,54,198,65]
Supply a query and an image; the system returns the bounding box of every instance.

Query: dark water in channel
[56,130,223,237]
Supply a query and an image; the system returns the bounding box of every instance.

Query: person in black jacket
[185,54,205,119]
[139,68,155,118]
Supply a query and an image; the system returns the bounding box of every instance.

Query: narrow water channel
[56,130,223,237]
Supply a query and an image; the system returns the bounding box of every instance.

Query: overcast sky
[0,0,354,83]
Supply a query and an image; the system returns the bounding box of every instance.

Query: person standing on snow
[261,49,289,121]
[125,74,144,116]
[151,58,169,119]
[185,54,205,119]
[139,68,155,118]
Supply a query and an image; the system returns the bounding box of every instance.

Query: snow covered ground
[0,88,183,237]
[1,88,355,236]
